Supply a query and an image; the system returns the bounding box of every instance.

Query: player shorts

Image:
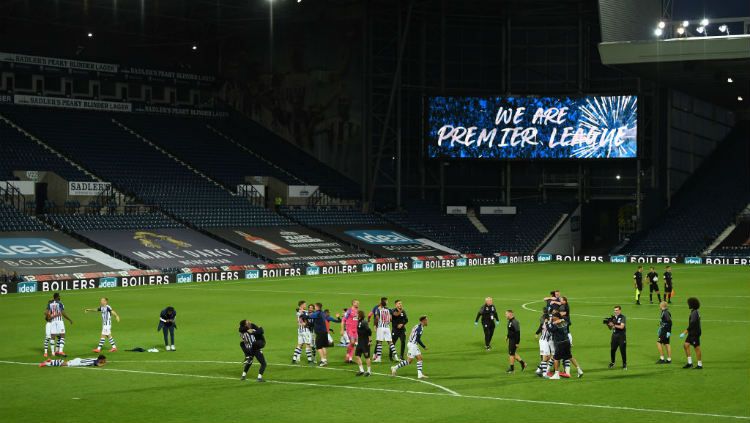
[355,342,371,358]
[650,283,660,292]
[45,322,52,338]
[539,338,555,356]
[51,321,65,335]
[406,342,421,358]
[658,331,670,344]
[664,285,672,293]
[297,330,312,345]
[553,341,572,361]
[685,334,700,347]
[315,332,328,350]
[101,324,112,336]
[376,327,391,342]
[508,337,520,356]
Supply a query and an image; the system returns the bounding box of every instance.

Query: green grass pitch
[1,262,748,423]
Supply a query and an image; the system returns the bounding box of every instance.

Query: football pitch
[1,262,748,423]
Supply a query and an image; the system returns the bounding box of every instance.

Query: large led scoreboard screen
[427,95,637,159]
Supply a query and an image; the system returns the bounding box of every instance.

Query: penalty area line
[0,360,748,420]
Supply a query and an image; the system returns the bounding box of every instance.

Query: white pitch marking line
[521,300,750,323]
[1,360,747,420]
[106,359,459,396]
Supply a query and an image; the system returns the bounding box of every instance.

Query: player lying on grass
[85,297,120,353]
[40,355,107,367]
[391,315,429,379]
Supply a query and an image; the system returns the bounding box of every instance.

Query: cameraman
[607,305,627,370]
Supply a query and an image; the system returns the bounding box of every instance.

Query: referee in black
[391,300,408,359]
[474,297,500,350]
[505,310,526,373]
[608,305,627,370]
[239,319,267,382]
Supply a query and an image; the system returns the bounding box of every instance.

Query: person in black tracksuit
[608,306,627,370]
[391,300,408,359]
[633,266,644,305]
[680,297,702,369]
[475,297,500,350]
[504,310,526,374]
[239,320,267,382]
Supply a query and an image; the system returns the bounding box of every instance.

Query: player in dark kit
[547,312,583,379]
[354,310,372,376]
[239,319,267,382]
[647,266,661,304]
[656,302,672,364]
[504,310,526,374]
[633,266,644,305]
[475,297,500,350]
[663,266,674,304]
[680,297,702,369]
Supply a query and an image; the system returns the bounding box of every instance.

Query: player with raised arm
[391,315,429,379]
[40,355,106,368]
[291,301,314,365]
[47,293,73,357]
[373,299,398,363]
[85,297,121,353]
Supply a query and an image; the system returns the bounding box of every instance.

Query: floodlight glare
[696,26,705,34]
[727,77,733,83]
[700,18,709,26]
[719,24,728,33]
[658,21,666,29]
[676,27,685,35]
[681,20,689,27]
[654,28,663,37]
[739,96,744,102]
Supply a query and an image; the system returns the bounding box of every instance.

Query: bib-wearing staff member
[474,297,500,350]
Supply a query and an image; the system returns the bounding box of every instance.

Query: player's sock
[109,338,117,349]
[389,343,398,358]
[293,347,301,361]
[649,293,653,302]
[346,344,354,360]
[697,360,702,366]
[43,337,49,355]
[660,355,664,360]
[396,359,409,369]
[657,294,662,302]
[416,360,423,377]
[375,343,382,359]
[667,357,671,362]
[305,348,313,363]
[58,338,65,353]
[97,338,105,349]
[50,359,63,367]
[564,359,571,374]
[367,365,371,373]
[540,360,547,374]
[257,374,263,380]
[687,357,693,365]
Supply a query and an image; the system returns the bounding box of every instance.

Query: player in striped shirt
[373,300,399,362]
[47,293,73,357]
[43,299,53,357]
[85,298,121,353]
[40,355,106,368]
[534,313,554,377]
[291,301,314,364]
[391,316,428,379]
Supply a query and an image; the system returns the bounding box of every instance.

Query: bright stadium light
[719,24,729,34]
[727,77,733,83]
[658,21,666,29]
[681,20,689,27]
[696,26,705,34]
[677,27,685,36]
[739,96,745,102]
[87,32,93,38]
[192,44,198,51]
[615,174,621,181]
[700,18,709,26]
[654,28,663,37]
